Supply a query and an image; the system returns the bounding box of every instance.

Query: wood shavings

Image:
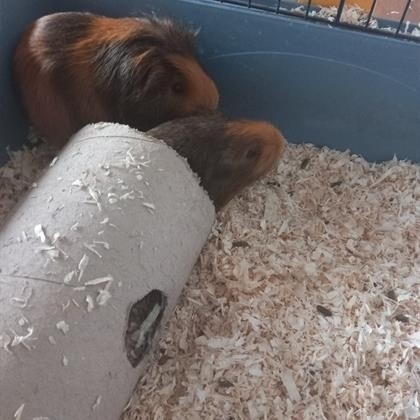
[62,355,69,367]
[62,300,71,311]
[92,395,102,411]
[38,246,61,260]
[108,193,119,204]
[51,232,61,244]
[91,275,114,307]
[98,216,117,229]
[86,295,95,312]
[88,186,102,211]
[70,222,81,232]
[18,316,29,327]
[63,271,76,284]
[142,202,155,212]
[93,240,110,250]
[280,369,301,402]
[84,275,113,286]
[56,320,70,335]
[14,403,25,420]
[408,331,420,348]
[77,254,89,282]
[34,224,47,243]
[49,156,58,167]
[96,288,112,307]
[120,191,135,200]
[121,144,420,420]
[11,285,33,308]
[0,333,12,353]
[2,137,419,419]
[83,243,103,258]
[10,326,35,350]
[71,179,86,189]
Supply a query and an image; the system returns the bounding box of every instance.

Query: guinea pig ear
[134,51,169,95]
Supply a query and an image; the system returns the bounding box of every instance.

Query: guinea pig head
[116,18,219,130]
[147,114,286,210]
[206,119,286,208]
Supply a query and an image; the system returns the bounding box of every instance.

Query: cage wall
[1,0,420,163]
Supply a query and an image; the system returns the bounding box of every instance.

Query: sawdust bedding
[1,137,419,419]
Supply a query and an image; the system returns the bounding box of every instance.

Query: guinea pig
[13,12,219,148]
[147,113,287,210]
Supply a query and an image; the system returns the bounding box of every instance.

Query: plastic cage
[1,0,419,163]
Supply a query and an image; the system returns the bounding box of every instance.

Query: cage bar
[396,0,412,35]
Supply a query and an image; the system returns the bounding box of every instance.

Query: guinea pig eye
[246,147,260,160]
[171,82,184,94]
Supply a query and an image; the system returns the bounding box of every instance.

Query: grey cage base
[0,123,215,420]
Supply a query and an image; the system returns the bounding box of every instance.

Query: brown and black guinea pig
[13,12,219,148]
[147,113,287,210]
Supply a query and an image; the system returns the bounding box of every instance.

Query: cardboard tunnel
[0,123,215,420]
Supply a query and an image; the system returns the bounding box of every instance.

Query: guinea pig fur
[13,12,219,148]
[147,113,287,210]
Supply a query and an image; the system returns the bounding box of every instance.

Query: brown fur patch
[14,23,74,146]
[88,16,143,43]
[169,55,219,112]
[68,16,141,75]
[26,21,50,70]
[226,120,287,177]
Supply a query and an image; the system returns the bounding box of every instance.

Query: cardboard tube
[0,123,215,420]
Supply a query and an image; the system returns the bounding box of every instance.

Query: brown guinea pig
[13,12,219,148]
[147,113,287,210]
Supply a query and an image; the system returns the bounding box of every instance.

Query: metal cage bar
[365,0,377,28]
[396,0,412,35]
[335,0,346,24]
[305,0,313,18]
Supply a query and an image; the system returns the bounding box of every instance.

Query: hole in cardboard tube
[125,289,167,368]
